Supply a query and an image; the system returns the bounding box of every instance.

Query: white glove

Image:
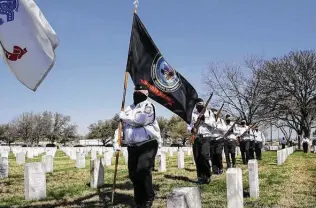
[113,143,121,152]
[119,111,126,120]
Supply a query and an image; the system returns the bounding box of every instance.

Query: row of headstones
[277,146,295,165]
[166,159,260,208]
[59,146,242,172]
[1,146,241,202]
[157,147,241,172]
[0,148,57,179]
[0,147,56,157]
[20,147,239,201]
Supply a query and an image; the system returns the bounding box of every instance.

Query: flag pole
[111,0,139,204]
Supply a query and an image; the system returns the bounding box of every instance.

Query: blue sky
[0,0,314,136]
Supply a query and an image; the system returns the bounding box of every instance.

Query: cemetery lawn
[1,150,316,208]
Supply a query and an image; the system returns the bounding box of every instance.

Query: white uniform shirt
[187,109,215,136]
[187,110,227,139]
[112,100,162,146]
[280,138,286,144]
[235,125,250,140]
[302,138,309,144]
[252,130,266,144]
[210,118,228,139]
[225,123,237,140]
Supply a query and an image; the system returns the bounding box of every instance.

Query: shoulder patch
[144,104,153,114]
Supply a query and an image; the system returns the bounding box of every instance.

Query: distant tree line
[0,111,77,146]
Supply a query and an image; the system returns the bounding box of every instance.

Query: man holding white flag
[0,0,59,91]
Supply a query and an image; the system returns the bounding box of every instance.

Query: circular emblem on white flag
[151,54,182,92]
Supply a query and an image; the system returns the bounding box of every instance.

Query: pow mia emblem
[151,53,182,93]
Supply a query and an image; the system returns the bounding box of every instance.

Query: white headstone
[177,150,184,169]
[167,187,202,208]
[1,151,9,158]
[76,153,86,168]
[98,148,102,156]
[277,151,282,165]
[248,160,259,198]
[91,149,97,161]
[0,157,9,178]
[169,149,174,157]
[103,152,112,166]
[24,163,46,200]
[122,151,128,165]
[27,149,34,159]
[158,153,166,172]
[16,152,26,165]
[90,159,104,188]
[70,150,76,160]
[226,168,243,208]
[236,147,241,156]
[41,155,54,173]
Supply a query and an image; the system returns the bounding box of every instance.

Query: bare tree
[33,112,53,145]
[87,114,120,146]
[13,112,36,146]
[0,123,18,145]
[60,124,78,145]
[47,113,73,144]
[257,50,316,148]
[203,58,266,125]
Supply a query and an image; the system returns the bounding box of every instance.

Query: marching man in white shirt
[112,84,162,208]
[251,126,266,160]
[188,98,227,184]
[236,120,251,165]
[302,136,309,153]
[224,114,238,169]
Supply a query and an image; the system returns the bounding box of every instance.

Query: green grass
[1,150,316,207]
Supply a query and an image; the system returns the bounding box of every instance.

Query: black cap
[196,98,204,106]
[134,84,148,91]
[196,98,204,103]
[226,114,231,118]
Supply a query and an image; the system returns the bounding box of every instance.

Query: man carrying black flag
[114,12,198,207]
[113,84,162,208]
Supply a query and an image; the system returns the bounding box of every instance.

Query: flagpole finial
[133,0,139,13]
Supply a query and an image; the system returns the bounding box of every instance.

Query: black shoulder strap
[151,103,156,122]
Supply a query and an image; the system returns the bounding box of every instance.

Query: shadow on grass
[184,168,195,172]
[14,189,134,208]
[164,174,196,183]
[97,182,160,193]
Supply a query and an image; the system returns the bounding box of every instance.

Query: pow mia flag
[126,13,198,124]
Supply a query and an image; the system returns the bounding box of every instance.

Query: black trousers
[282,144,285,149]
[212,138,224,171]
[303,142,308,153]
[128,140,158,205]
[255,142,263,160]
[240,140,250,164]
[193,137,212,180]
[224,139,237,168]
[249,140,255,160]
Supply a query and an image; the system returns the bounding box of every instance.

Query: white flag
[0,0,59,91]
